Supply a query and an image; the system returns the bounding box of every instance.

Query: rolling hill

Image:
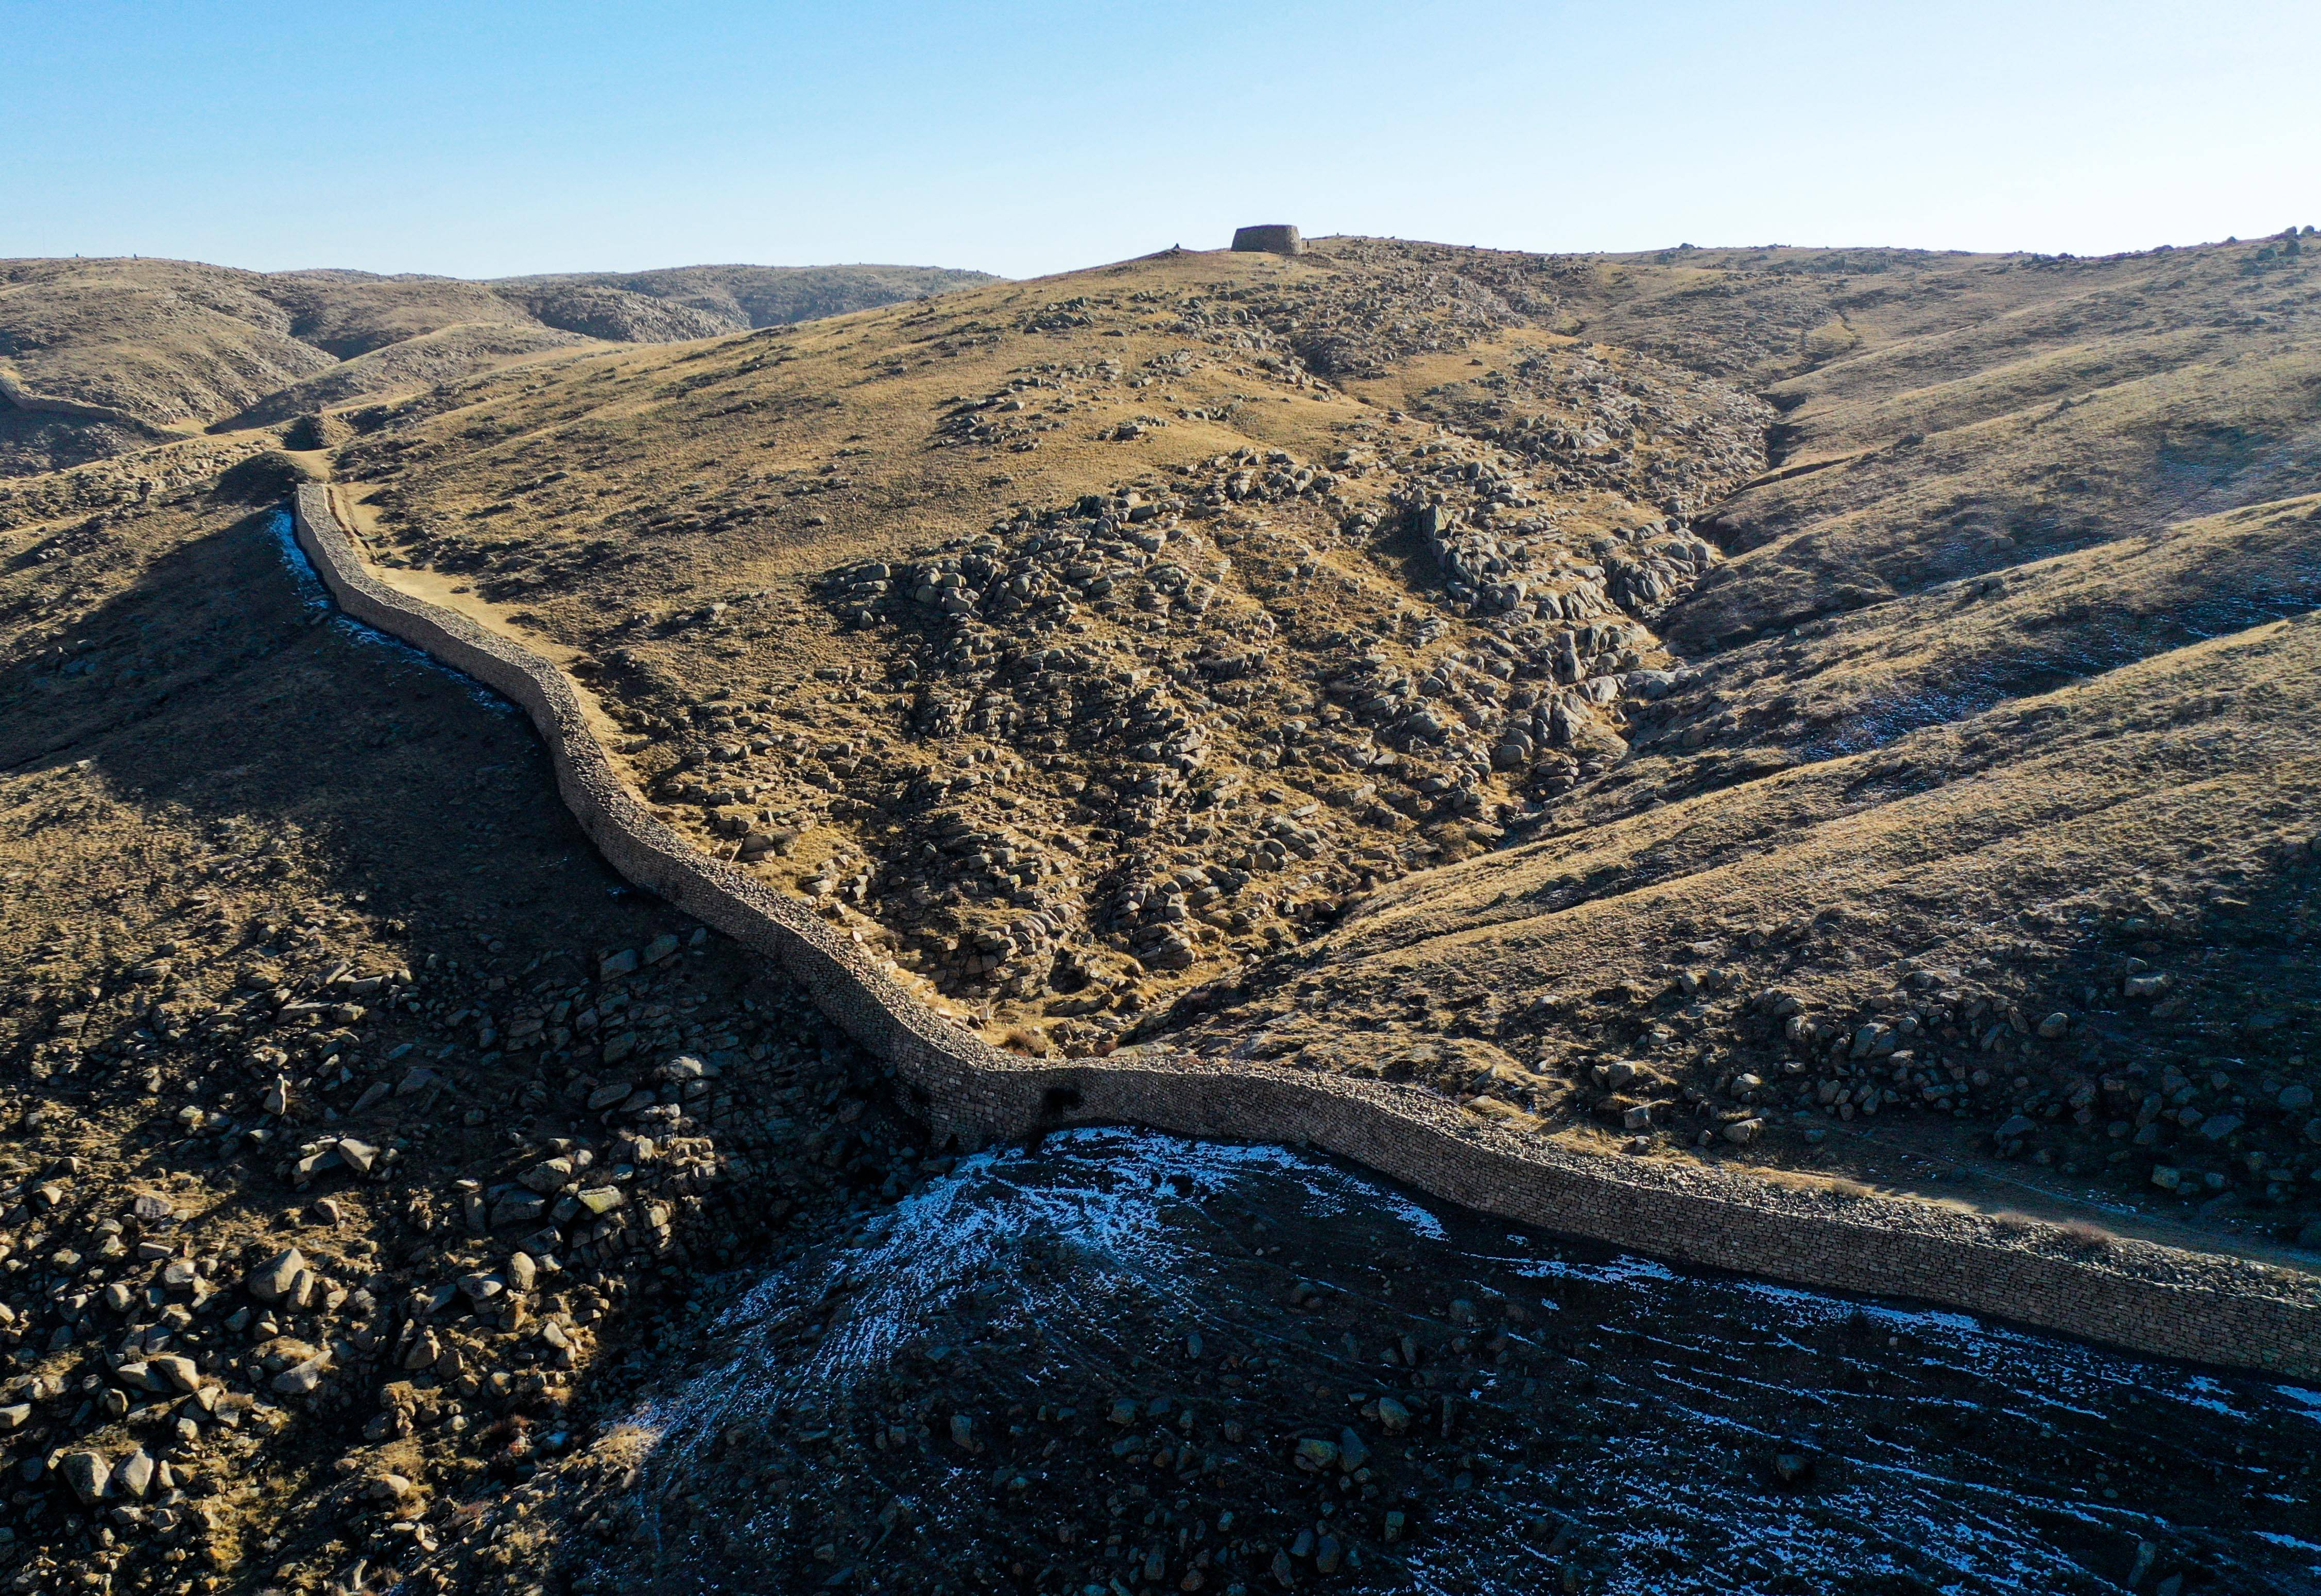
[304,227,2321,1238]
[0,256,999,474]
[0,222,2315,1596]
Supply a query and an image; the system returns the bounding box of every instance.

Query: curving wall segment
[289,485,2321,1379]
[0,364,160,430]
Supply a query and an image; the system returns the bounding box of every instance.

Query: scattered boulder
[272,1348,332,1396]
[114,1449,156,1500]
[246,1247,306,1302]
[60,1449,109,1505]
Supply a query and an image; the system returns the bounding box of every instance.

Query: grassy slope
[338,233,2321,1244]
[0,258,1002,475]
[0,259,339,425]
[220,322,596,430]
[0,228,2312,1591]
[1664,241,2321,645]
[328,245,1757,1038]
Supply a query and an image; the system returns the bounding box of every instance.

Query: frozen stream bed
[556,1128,2319,1596]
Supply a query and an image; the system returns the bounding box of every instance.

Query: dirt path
[325,478,635,759]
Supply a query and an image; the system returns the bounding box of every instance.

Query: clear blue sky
[4,0,2314,280]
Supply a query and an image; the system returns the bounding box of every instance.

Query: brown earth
[314,231,2321,1246]
[0,259,998,476]
[0,446,930,1593]
[0,226,2315,1595]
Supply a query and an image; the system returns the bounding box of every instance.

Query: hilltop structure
[1231,223,1303,254]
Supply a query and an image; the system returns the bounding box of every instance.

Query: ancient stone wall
[0,364,154,428]
[291,484,2321,1378]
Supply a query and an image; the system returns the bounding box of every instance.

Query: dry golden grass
[10,230,2314,1593]
[0,256,991,474]
[326,245,1751,1051]
[303,232,2321,1237]
[10,230,2315,1243]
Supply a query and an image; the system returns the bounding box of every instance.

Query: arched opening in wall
[1042,1084,1084,1120]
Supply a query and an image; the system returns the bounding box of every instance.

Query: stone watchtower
[1231,224,1303,255]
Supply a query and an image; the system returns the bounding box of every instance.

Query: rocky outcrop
[289,484,2321,1378]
